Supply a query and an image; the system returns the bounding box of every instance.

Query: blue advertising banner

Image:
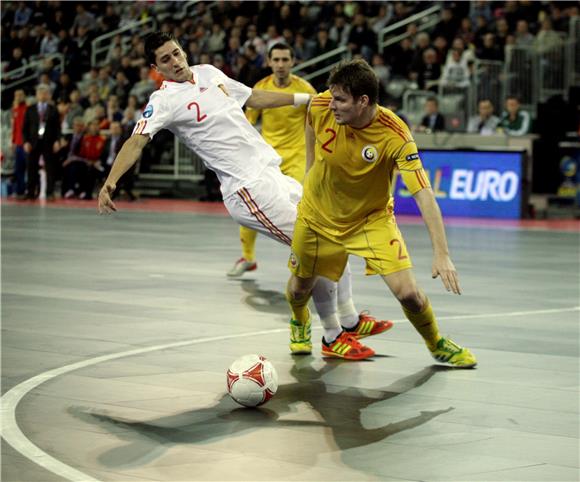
[393,149,525,219]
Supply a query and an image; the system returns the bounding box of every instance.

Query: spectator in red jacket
[11,89,27,198]
[77,119,105,199]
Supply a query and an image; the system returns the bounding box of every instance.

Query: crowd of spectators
[1,0,577,200]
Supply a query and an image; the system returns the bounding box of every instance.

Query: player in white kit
[97,32,392,359]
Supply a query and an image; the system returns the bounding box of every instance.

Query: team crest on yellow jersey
[361,145,378,163]
[289,252,299,269]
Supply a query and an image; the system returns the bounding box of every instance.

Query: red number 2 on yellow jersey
[321,128,336,153]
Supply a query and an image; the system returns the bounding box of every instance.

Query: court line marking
[1,305,579,481]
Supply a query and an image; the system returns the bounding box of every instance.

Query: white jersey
[132,64,282,197]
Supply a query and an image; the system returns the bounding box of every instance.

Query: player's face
[153,41,191,82]
[329,85,366,125]
[268,49,294,83]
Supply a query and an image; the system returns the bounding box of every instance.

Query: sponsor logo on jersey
[361,145,378,163]
[143,104,154,118]
[406,153,420,161]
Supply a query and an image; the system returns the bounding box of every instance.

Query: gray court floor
[2,203,579,482]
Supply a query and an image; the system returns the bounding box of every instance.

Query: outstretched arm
[97,134,149,214]
[245,89,311,110]
[413,187,461,295]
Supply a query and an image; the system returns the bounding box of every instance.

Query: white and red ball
[226,354,278,407]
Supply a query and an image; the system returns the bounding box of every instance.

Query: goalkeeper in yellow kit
[227,43,317,277]
[286,59,477,366]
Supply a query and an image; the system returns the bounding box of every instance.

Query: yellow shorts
[289,210,413,282]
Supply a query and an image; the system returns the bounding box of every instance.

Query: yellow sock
[402,298,442,350]
[239,226,257,261]
[286,282,311,325]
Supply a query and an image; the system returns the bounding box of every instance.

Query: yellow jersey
[301,90,431,237]
[246,74,317,183]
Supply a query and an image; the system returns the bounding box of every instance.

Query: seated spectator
[494,18,510,49]
[293,31,315,63]
[63,90,83,129]
[73,119,105,199]
[3,47,27,82]
[105,95,123,124]
[476,33,504,61]
[207,24,226,54]
[329,15,351,47]
[498,95,531,136]
[244,24,266,56]
[417,97,446,133]
[13,1,33,28]
[97,67,115,101]
[112,71,130,104]
[39,29,59,55]
[445,38,476,68]
[122,95,141,131]
[129,66,156,107]
[534,17,563,53]
[70,3,96,36]
[371,53,390,100]
[347,13,375,61]
[312,28,338,62]
[370,4,393,34]
[94,104,109,130]
[440,48,471,88]
[212,54,234,79]
[388,37,415,79]
[60,116,85,198]
[432,7,459,45]
[413,48,441,91]
[514,19,535,47]
[83,92,102,125]
[467,99,500,135]
[53,73,75,104]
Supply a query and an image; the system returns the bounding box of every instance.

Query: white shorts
[224,167,302,246]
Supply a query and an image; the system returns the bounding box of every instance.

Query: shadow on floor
[70,362,455,474]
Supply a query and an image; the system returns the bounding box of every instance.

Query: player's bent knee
[286,276,314,303]
[396,288,424,312]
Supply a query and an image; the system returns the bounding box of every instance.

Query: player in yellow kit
[227,43,317,277]
[286,59,477,366]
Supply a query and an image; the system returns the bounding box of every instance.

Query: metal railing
[91,17,157,67]
[291,45,351,83]
[471,60,505,118]
[0,53,64,92]
[538,39,573,102]
[176,0,219,21]
[378,4,442,54]
[570,17,580,87]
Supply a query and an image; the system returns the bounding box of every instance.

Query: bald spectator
[467,99,500,135]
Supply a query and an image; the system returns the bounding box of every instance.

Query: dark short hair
[145,32,179,66]
[268,43,294,59]
[506,95,520,103]
[426,96,438,105]
[328,59,379,105]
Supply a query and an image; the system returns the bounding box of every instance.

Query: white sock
[312,276,338,319]
[338,300,359,329]
[320,314,343,344]
[337,262,359,327]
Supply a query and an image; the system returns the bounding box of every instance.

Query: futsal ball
[226,354,278,407]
